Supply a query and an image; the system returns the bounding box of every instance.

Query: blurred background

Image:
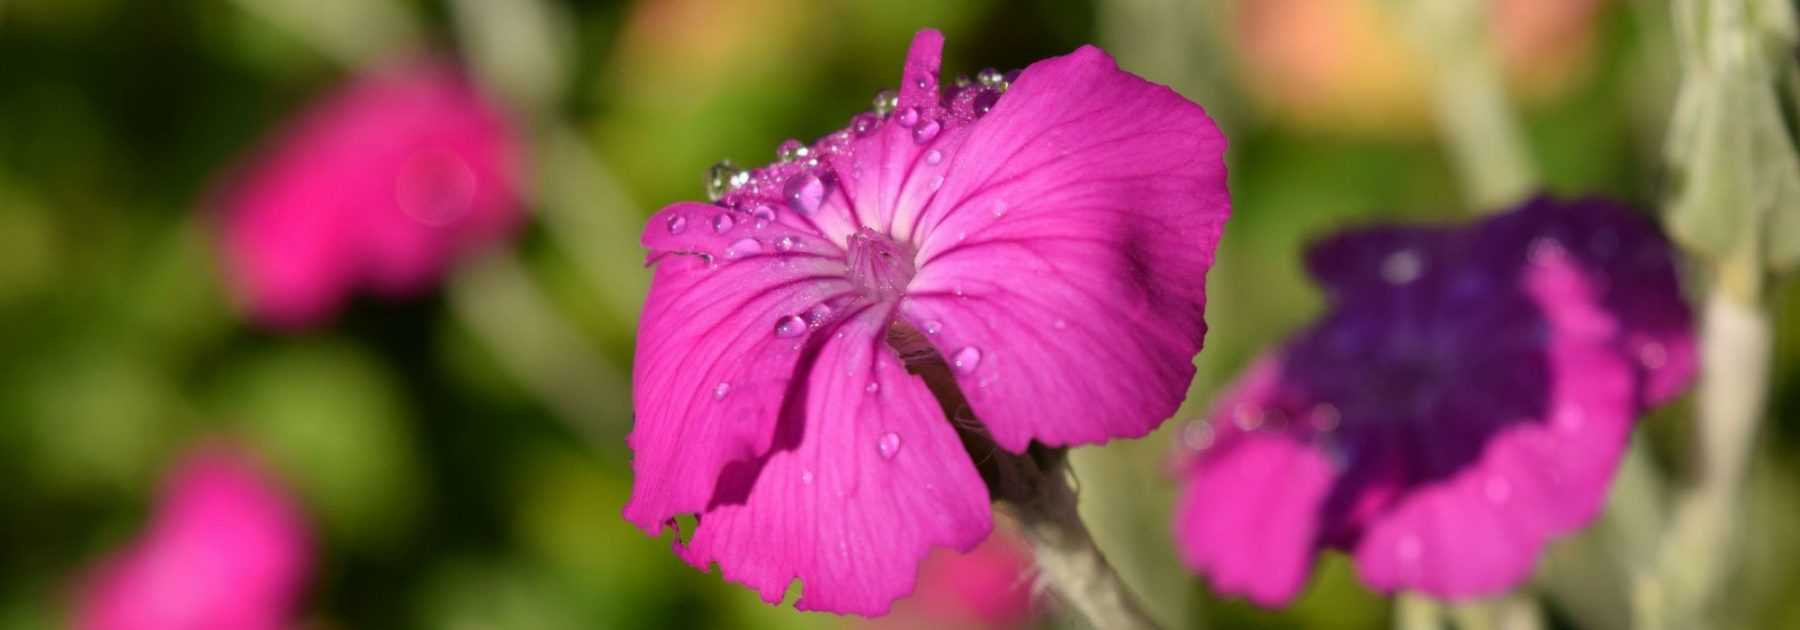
[1,0,1797,628]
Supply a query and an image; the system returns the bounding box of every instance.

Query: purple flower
[74,444,312,630]
[626,30,1229,615]
[218,59,526,329]
[1174,197,1694,605]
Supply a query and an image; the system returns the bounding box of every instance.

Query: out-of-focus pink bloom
[626,30,1229,615]
[861,529,1035,630]
[1174,197,1692,605]
[1233,0,1608,132]
[75,445,312,630]
[219,60,526,329]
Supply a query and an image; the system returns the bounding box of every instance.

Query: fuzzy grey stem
[1007,463,1161,630]
[1640,267,1771,630]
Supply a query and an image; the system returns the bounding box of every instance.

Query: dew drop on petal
[774,315,807,338]
[725,238,761,258]
[705,161,743,201]
[877,432,902,459]
[776,139,810,162]
[928,175,944,191]
[914,73,935,91]
[666,215,687,235]
[1381,249,1423,285]
[924,149,943,165]
[801,470,814,485]
[712,214,734,234]
[976,67,1004,87]
[922,320,942,335]
[865,382,880,394]
[912,119,941,144]
[951,346,982,374]
[1484,475,1512,504]
[896,106,920,128]
[713,382,731,400]
[973,91,1000,115]
[751,204,776,227]
[807,303,833,326]
[872,90,898,116]
[784,174,825,214]
[852,113,880,136]
[991,200,1009,217]
[1397,534,1423,563]
[775,235,797,252]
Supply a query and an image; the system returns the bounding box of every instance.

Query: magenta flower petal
[1175,197,1689,604]
[220,60,525,329]
[1174,361,1334,606]
[630,28,1228,615]
[900,44,1230,452]
[674,306,991,615]
[75,445,312,630]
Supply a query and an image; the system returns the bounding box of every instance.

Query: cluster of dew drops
[665,68,1016,249]
[690,68,1016,466]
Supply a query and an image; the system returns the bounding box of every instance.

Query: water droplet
[1182,420,1216,450]
[725,238,760,258]
[784,174,825,214]
[801,470,814,485]
[865,382,880,394]
[807,303,833,326]
[914,73,935,90]
[750,204,776,227]
[1529,237,1565,265]
[912,119,941,144]
[712,214,735,234]
[924,149,943,165]
[991,200,1009,217]
[666,215,687,235]
[1484,475,1512,504]
[872,90,898,116]
[774,314,806,338]
[1556,406,1585,432]
[877,432,902,459]
[951,346,982,374]
[1309,404,1341,431]
[1638,341,1668,369]
[976,67,1004,87]
[928,175,944,191]
[973,91,1000,115]
[1232,404,1263,430]
[777,139,810,162]
[1397,534,1423,562]
[923,320,942,335]
[1381,249,1423,285]
[705,161,743,201]
[713,382,731,400]
[774,235,798,252]
[852,113,880,137]
[897,107,921,128]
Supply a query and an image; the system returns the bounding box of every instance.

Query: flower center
[845,227,917,300]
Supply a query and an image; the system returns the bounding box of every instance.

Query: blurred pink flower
[219,60,526,329]
[625,30,1229,615]
[75,445,312,630]
[1174,197,1693,605]
[861,529,1035,630]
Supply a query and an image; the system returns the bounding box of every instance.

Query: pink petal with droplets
[675,305,991,615]
[900,43,1230,452]
[625,202,856,532]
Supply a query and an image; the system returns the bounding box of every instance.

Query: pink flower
[626,30,1229,615]
[219,60,526,329]
[859,529,1035,630]
[74,445,313,630]
[1174,197,1693,605]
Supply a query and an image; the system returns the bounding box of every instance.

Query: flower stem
[1007,461,1162,630]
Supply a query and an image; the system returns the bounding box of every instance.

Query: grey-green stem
[1006,461,1162,630]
